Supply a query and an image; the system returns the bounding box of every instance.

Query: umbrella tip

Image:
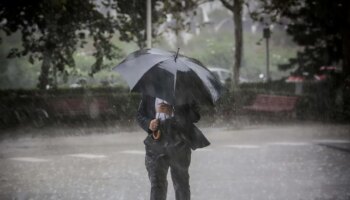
[174,48,180,62]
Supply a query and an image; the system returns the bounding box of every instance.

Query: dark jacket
[136,95,210,150]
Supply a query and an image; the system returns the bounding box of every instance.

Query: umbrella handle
[152,130,161,140]
[152,117,161,141]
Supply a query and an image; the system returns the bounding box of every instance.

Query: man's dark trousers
[144,120,191,200]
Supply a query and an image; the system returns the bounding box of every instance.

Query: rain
[0,0,350,200]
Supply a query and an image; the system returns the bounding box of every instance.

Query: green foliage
[243,29,297,80]
[0,0,204,89]
[250,0,350,77]
[0,57,40,89]
[181,27,297,81]
[113,0,200,48]
[184,31,234,69]
[0,32,41,89]
[0,0,122,89]
[0,0,302,89]
[113,0,163,48]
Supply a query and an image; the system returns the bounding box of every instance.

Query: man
[136,94,210,200]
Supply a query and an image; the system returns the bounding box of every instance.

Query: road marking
[313,139,350,144]
[196,148,213,152]
[120,150,145,155]
[267,142,311,146]
[67,154,106,159]
[9,157,49,162]
[224,145,261,149]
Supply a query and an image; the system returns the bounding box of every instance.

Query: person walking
[136,94,210,200]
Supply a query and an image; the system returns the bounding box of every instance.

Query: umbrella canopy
[113,48,224,105]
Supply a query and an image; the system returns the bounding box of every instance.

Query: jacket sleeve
[175,102,201,124]
[189,102,201,123]
[136,96,152,134]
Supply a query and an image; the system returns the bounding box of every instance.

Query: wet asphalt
[0,123,349,200]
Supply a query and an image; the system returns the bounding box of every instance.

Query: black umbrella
[113,48,224,105]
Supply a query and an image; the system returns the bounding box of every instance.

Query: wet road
[0,123,350,200]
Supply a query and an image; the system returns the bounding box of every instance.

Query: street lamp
[263,26,271,82]
[146,0,152,48]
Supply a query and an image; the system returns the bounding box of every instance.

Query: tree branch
[220,0,234,11]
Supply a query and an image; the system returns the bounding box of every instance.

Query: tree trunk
[232,0,243,90]
[37,51,51,90]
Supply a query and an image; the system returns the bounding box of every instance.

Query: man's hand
[149,119,159,132]
[157,103,173,115]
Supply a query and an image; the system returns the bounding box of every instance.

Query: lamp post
[263,27,271,82]
[146,0,152,48]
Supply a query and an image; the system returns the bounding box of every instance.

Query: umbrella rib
[177,59,219,103]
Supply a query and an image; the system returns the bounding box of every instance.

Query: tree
[0,0,204,89]
[113,0,163,49]
[0,0,120,89]
[113,0,200,49]
[0,0,203,89]
[249,0,350,79]
[220,0,244,89]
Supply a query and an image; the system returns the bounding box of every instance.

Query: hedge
[0,81,343,128]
